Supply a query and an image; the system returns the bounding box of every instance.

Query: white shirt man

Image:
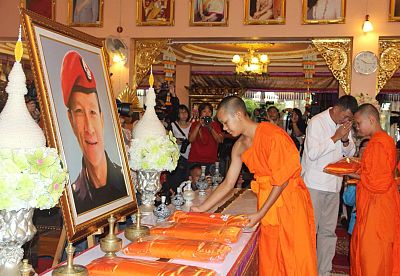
[301,95,358,276]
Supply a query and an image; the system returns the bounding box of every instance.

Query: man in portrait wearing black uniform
[61,50,127,214]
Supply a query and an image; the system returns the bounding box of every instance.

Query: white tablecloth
[40,189,258,276]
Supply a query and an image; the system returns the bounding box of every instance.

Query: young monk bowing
[191,96,317,275]
[347,103,400,276]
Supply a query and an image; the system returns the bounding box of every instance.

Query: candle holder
[124,212,150,241]
[100,215,122,258]
[52,243,87,276]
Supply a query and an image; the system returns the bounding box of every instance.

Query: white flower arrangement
[0,147,68,211]
[129,132,180,172]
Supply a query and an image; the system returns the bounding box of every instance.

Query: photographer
[188,103,223,174]
[168,104,192,189]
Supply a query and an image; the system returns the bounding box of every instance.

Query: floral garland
[355,93,381,111]
[0,147,68,211]
[129,132,179,172]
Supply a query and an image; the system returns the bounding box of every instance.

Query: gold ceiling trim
[376,39,400,94]
[182,43,319,59]
[131,39,168,90]
[312,38,352,95]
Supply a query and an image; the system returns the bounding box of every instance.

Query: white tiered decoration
[0,27,44,275]
[130,67,168,214]
[0,55,45,148]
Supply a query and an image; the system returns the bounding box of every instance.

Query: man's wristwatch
[341,138,349,143]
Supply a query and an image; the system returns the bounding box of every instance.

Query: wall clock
[353,51,378,75]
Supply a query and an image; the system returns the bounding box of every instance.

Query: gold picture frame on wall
[244,0,286,25]
[137,0,175,26]
[189,0,229,26]
[20,0,56,20]
[21,9,137,242]
[68,0,104,27]
[302,0,346,24]
[389,0,400,21]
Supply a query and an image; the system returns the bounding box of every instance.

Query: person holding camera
[188,103,223,174]
[167,105,192,189]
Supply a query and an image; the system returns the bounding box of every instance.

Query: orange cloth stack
[123,236,231,262]
[169,211,249,227]
[150,222,242,244]
[87,257,216,276]
[324,157,361,175]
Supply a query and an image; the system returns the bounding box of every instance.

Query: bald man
[349,103,400,276]
[191,96,317,275]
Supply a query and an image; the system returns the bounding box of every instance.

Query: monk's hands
[245,212,262,228]
[190,205,205,212]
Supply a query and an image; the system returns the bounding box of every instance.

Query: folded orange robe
[169,211,249,227]
[87,257,216,276]
[150,223,242,244]
[324,157,361,175]
[241,122,317,275]
[123,236,231,262]
[350,131,400,276]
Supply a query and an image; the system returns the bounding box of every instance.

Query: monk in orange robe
[349,103,400,276]
[191,96,317,275]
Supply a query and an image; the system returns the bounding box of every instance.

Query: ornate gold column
[132,39,168,90]
[312,38,352,95]
[376,39,400,94]
[117,39,168,107]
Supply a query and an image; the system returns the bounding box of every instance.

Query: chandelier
[232,49,269,76]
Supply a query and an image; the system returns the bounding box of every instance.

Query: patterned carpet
[332,225,350,275]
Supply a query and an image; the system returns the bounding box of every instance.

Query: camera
[180,139,190,153]
[116,99,131,117]
[202,116,212,126]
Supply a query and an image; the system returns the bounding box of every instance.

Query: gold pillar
[312,38,352,95]
[132,39,168,90]
[376,39,400,94]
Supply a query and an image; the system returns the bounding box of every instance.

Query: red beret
[60,51,97,107]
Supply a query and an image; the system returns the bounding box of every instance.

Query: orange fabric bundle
[347,178,359,185]
[169,211,249,227]
[122,236,231,262]
[324,157,361,175]
[87,257,216,276]
[150,223,242,244]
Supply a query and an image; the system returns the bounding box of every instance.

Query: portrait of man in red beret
[61,50,127,214]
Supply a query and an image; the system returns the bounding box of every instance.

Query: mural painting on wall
[244,0,286,25]
[68,0,104,27]
[190,0,229,26]
[137,0,175,26]
[302,0,346,24]
[20,0,56,20]
[389,0,400,21]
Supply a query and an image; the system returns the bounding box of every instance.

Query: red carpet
[332,225,350,274]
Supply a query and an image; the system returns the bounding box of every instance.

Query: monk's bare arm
[247,182,288,227]
[191,140,244,212]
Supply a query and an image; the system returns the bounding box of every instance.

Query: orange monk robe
[350,131,400,276]
[241,122,317,276]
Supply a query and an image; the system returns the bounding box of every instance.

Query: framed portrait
[244,0,286,25]
[189,0,229,26]
[389,0,400,21]
[137,0,175,26]
[68,0,104,27]
[302,0,346,24]
[20,0,56,20]
[21,9,137,242]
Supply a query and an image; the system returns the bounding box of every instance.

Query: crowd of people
[143,87,399,276]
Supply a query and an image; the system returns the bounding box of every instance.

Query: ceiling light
[362,15,373,33]
[232,49,269,76]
